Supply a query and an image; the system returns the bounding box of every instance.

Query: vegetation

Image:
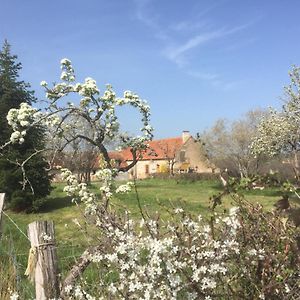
[0,178,291,299]
[198,109,267,177]
[1,58,300,299]
[251,66,300,180]
[0,41,51,212]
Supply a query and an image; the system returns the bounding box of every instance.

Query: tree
[157,139,182,175]
[54,116,99,183]
[1,59,300,300]
[1,58,153,207]
[199,109,266,177]
[251,66,300,180]
[0,40,51,211]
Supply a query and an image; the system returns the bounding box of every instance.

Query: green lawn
[0,178,286,299]
[2,177,285,249]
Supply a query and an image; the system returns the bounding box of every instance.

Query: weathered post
[0,193,5,237]
[27,221,59,300]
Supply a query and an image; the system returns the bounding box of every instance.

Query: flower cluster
[6,103,38,144]
[41,59,153,148]
[59,173,300,299]
[115,182,134,194]
[250,109,294,157]
[61,168,135,216]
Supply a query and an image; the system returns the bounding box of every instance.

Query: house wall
[128,159,170,179]
[174,138,212,173]
[127,138,212,178]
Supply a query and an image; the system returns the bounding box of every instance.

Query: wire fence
[0,207,89,300]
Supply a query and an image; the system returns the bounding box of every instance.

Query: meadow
[0,178,284,299]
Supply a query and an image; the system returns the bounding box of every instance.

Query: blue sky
[1,0,300,138]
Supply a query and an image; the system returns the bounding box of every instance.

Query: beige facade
[174,136,211,173]
[126,133,212,179]
[128,158,171,179]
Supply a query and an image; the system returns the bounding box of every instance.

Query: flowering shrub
[58,171,300,300]
[251,66,300,179]
[2,61,300,299]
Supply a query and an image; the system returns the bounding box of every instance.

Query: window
[145,164,149,174]
[179,151,185,162]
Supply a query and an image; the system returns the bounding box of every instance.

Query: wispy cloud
[133,0,255,91]
[170,20,209,32]
[135,0,156,28]
[164,23,250,67]
[134,0,170,42]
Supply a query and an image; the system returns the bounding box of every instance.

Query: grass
[0,178,286,298]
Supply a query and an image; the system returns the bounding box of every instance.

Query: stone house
[109,131,212,179]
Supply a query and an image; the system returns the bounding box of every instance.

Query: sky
[1,0,300,139]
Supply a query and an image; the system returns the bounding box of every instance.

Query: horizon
[1,0,299,139]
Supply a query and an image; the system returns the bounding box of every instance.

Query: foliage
[0,41,51,211]
[2,58,299,299]
[251,66,300,179]
[156,139,182,175]
[57,173,300,299]
[1,56,153,210]
[52,116,99,183]
[0,179,293,299]
[199,109,266,177]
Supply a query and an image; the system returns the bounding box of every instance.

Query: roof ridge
[150,136,182,142]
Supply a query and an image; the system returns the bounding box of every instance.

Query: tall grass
[0,178,282,298]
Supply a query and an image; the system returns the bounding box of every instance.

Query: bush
[10,190,46,213]
[58,173,300,299]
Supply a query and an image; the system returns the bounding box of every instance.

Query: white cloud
[132,0,254,91]
[164,24,250,67]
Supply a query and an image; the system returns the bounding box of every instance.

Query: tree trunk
[0,193,5,238]
[169,160,176,176]
[293,150,300,181]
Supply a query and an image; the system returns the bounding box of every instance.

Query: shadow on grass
[244,188,282,197]
[40,195,75,213]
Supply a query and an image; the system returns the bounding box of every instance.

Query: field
[0,178,284,298]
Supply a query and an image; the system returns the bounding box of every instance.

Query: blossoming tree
[4,58,153,197]
[1,60,300,300]
[251,66,300,179]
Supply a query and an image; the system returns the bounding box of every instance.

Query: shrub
[10,190,46,213]
[58,172,300,299]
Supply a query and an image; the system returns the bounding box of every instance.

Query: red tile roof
[109,136,185,162]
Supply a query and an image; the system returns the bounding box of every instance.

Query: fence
[0,193,60,300]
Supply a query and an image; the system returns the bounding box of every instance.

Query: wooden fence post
[27,221,59,300]
[0,193,5,237]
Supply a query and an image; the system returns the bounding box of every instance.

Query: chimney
[182,131,191,143]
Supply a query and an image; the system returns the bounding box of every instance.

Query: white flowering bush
[5,102,39,144]
[56,173,300,300]
[2,61,300,299]
[251,66,300,179]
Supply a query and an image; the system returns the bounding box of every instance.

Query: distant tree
[156,139,182,175]
[251,66,300,180]
[55,116,99,183]
[0,40,51,212]
[199,109,266,177]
